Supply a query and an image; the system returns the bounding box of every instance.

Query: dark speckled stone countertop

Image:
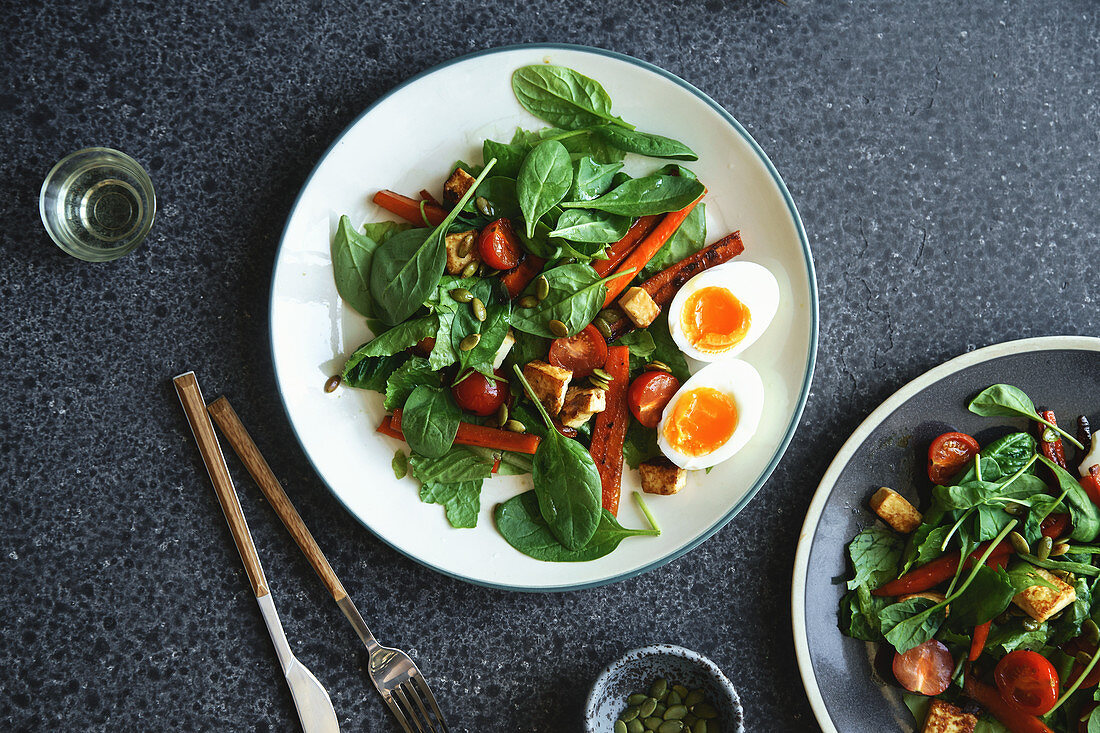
[2,1,1097,731]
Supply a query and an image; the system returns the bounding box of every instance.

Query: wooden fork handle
[207,397,348,603]
[173,372,269,598]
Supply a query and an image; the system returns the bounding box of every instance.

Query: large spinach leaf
[548,209,631,243]
[401,385,461,459]
[447,278,511,377]
[839,585,890,642]
[342,352,407,392]
[408,446,494,485]
[846,526,904,591]
[331,216,409,323]
[880,597,945,654]
[640,203,707,278]
[951,432,1038,485]
[517,140,573,238]
[495,491,658,562]
[419,481,482,529]
[946,565,1015,629]
[569,157,623,201]
[371,160,497,326]
[968,384,1083,448]
[384,356,440,410]
[562,174,704,217]
[343,316,437,381]
[592,126,698,161]
[513,365,603,551]
[509,263,631,338]
[511,65,632,131]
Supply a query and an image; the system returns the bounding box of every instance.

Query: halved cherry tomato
[548,325,608,379]
[891,639,953,695]
[995,650,1060,715]
[450,369,509,417]
[477,218,521,271]
[928,431,981,484]
[627,371,682,429]
[1080,465,1100,508]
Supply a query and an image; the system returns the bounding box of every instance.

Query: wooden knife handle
[207,397,348,603]
[173,372,269,598]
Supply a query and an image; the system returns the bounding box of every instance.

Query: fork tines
[384,677,448,733]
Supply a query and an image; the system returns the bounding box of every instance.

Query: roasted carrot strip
[419,189,442,207]
[500,256,546,299]
[589,346,630,515]
[376,414,405,440]
[601,191,706,308]
[372,190,446,227]
[390,409,541,455]
[963,675,1054,733]
[643,231,744,304]
[592,215,661,276]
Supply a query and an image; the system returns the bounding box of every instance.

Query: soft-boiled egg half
[657,359,764,470]
[667,261,779,362]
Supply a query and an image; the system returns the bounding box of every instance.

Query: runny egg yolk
[681,286,752,353]
[662,387,739,457]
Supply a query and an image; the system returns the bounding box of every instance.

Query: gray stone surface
[2,1,1097,731]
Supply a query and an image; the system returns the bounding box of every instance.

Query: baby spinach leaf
[900,524,950,574]
[474,176,521,219]
[483,138,530,179]
[331,216,409,322]
[881,597,945,654]
[517,140,573,238]
[950,432,1038,485]
[494,491,658,562]
[846,526,904,591]
[986,623,1050,655]
[1047,576,1091,645]
[424,275,466,370]
[615,330,657,366]
[342,352,407,392]
[592,126,698,161]
[839,585,890,642]
[570,157,624,201]
[968,384,1083,448]
[511,65,632,131]
[513,365,603,551]
[419,481,482,529]
[447,279,511,376]
[509,263,631,338]
[408,446,494,485]
[1038,454,1100,542]
[346,316,437,366]
[562,174,704,217]
[401,385,461,459]
[548,209,631,243]
[640,203,707,278]
[384,356,441,410]
[946,565,1015,629]
[507,330,551,370]
[371,160,497,326]
[623,420,660,469]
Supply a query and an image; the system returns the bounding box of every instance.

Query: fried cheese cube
[522,361,572,417]
[1012,568,1076,623]
[870,487,923,533]
[639,458,687,496]
[444,231,479,275]
[922,699,977,733]
[559,386,606,429]
[618,286,660,328]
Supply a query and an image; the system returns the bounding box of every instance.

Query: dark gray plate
[792,336,1100,733]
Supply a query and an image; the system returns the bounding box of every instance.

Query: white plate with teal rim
[269,44,817,591]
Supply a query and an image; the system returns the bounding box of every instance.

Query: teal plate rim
[268,42,819,593]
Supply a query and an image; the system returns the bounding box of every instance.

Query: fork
[207,396,449,733]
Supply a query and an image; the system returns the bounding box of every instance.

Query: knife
[174,371,340,733]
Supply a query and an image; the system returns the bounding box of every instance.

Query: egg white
[656,359,765,470]
[666,261,780,362]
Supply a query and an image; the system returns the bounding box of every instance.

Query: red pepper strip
[372,190,447,227]
[377,414,405,440]
[491,455,501,474]
[500,256,546,299]
[963,674,1054,733]
[1081,466,1100,508]
[601,191,706,308]
[389,410,541,455]
[969,554,1010,661]
[874,517,1068,597]
[419,189,442,207]
[1037,410,1068,469]
[589,346,630,515]
[591,215,661,276]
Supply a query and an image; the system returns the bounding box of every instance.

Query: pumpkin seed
[627,694,648,706]
[1051,542,1070,557]
[459,333,481,351]
[646,360,671,373]
[1078,650,1094,666]
[1009,531,1030,556]
[692,721,707,733]
[684,690,704,708]
[652,703,667,718]
[471,297,487,322]
[691,703,718,720]
[457,235,474,257]
[536,276,550,301]
[461,261,479,278]
[1022,617,1043,632]
[590,377,611,391]
[483,267,501,277]
[592,367,613,381]
[657,722,684,733]
[592,316,613,339]
[672,685,689,699]
[683,713,697,727]
[518,295,539,308]
[642,719,662,732]
[1004,502,1025,516]
[475,196,495,218]
[615,721,628,733]
[495,403,509,428]
[620,706,641,722]
[639,698,657,717]
[627,721,644,733]
[598,308,622,323]
[664,704,688,720]
[450,288,474,303]
[324,375,341,393]
[549,319,569,338]
[1085,619,1100,645]
[666,691,682,707]
[504,419,526,433]
[1038,536,1054,561]
[648,679,668,701]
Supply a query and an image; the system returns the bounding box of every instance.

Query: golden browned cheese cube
[522,361,572,417]
[443,167,477,206]
[870,487,923,533]
[559,387,607,429]
[922,699,977,733]
[444,231,479,275]
[618,286,661,328]
[639,458,687,495]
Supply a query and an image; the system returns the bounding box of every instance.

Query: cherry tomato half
[476,218,521,271]
[928,431,981,484]
[994,650,1060,715]
[548,325,608,379]
[451,369,509,417]
[891,639,953,696]
[628,371,682,429]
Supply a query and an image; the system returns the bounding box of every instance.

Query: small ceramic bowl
[585,644,744,733]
